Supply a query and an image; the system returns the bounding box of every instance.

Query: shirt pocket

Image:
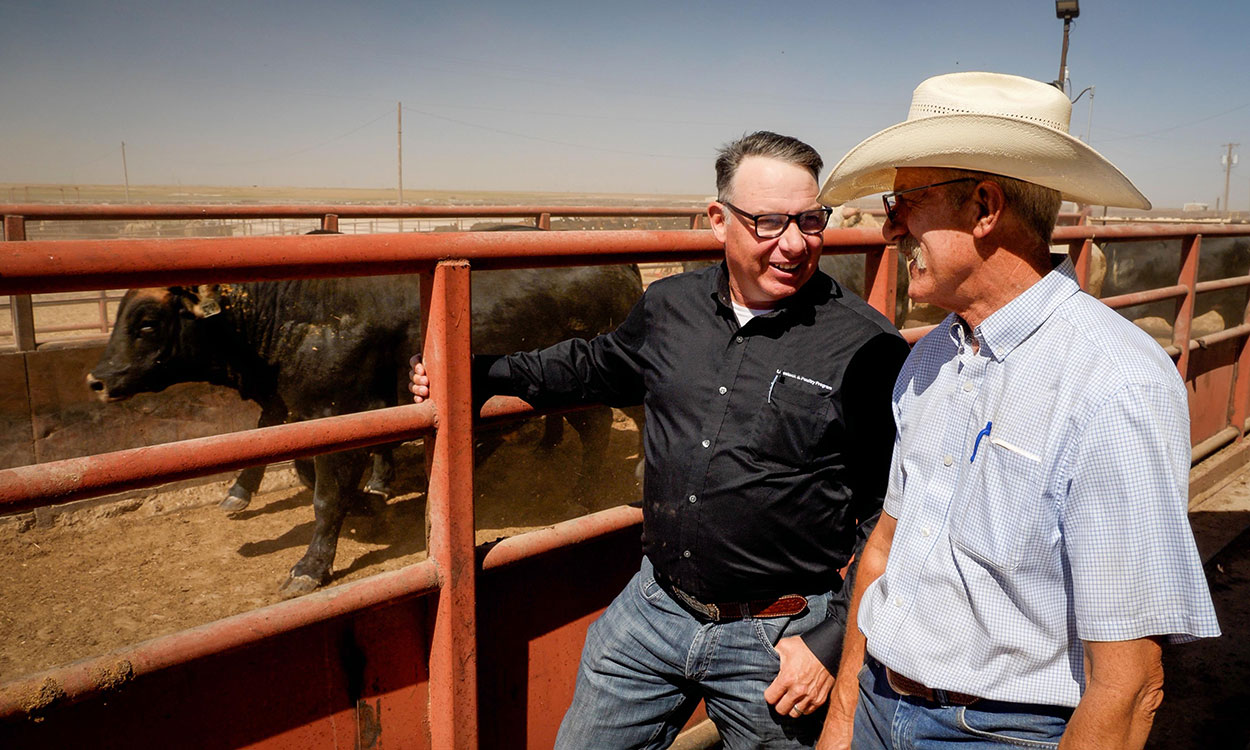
[748,377,832,466]
[949,440,1046,571]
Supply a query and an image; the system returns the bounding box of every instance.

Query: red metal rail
[1,214,1248,749]
[1,204,713,348]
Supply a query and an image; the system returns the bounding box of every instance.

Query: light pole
[1054,0,1079,94]
[1073,85,1094,142]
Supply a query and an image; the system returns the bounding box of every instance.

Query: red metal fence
[0,205,708,350]
[0,209,1247,748]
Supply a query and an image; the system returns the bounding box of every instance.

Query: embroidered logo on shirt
[767,369,833,403]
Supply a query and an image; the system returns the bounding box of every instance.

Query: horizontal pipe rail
[0,403,435,512]
[0,559,442,720]
[1051,223,1250,240]
[1196,274,1250,294]
[480,505,642,572]
[1100,284,1189,309]
[1192,322,1250,349]
[2,204,705,220]
[0,226,888,295]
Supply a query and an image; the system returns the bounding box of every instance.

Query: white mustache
[898,236,926,270]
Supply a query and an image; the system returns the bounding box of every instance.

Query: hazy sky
[2,0,1248,209]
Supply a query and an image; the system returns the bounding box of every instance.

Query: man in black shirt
[410,131,908,748]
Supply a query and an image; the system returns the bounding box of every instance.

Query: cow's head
[86,285,225,402]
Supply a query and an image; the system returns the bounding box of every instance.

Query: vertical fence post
[1173,234,1201,380]
[536,212,551,230]
[97,290,110,332]
[4,216,36,351]
[1231,282,1250,443]
[1069,238,1093,291]
[321,213,339,233]
[422,259,479,749]
[864,246,899,324]
[689,213,702,230]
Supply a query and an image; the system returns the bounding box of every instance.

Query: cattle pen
[2,205,1250,749]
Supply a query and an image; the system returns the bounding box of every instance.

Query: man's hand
[408,354,430,403]
[764,636,834,718]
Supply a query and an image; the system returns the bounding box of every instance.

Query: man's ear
[709,201,729,243]
[971,181,1006,239]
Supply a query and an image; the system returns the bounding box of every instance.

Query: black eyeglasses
[881,177,978,223]
[720,200,833,239]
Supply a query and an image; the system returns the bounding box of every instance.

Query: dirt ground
[1147,488,1250,748]
[0,412,643,682]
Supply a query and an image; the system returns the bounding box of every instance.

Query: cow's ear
[174,285,222,318]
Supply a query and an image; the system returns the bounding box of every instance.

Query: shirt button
[735,335,744,344]
[683,550,692,558]
[921,526,931,537]
[688,494,697,503]
[943,455,954,466]
[893,597,903,608]
[701,439,710,448]
[963,381,974,392]
[718,386,727,395]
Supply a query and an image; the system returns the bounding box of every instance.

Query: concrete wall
[0,341,260,471]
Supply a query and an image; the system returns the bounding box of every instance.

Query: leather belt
[886,667,981,706]
[667,583,808,622]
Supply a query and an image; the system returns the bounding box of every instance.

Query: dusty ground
[0,412,643,682]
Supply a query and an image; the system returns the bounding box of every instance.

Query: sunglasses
[720,201,833,239]
[881,177,978,222]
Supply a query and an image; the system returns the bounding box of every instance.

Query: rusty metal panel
[1185,339,1238,446]
[476,520,641,748]
[0,352,33,469]
[0,593,435,750]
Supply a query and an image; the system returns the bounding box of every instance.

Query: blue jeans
[554,556,838,749]
[853,656,1072,749]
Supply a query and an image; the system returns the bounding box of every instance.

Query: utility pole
[1222,143,1239,219]
[121,141,131,203]
[397,102,404,232]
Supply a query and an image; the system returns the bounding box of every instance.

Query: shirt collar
[971,257,1081,361]
[710,261,834,319]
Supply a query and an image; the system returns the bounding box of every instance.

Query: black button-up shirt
[482,263,908,665]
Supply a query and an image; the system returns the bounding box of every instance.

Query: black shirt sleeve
[479,290,650,409]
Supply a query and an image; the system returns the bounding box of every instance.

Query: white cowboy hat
[818,72,1150,209]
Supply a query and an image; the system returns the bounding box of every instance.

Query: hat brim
[818,114,1151,210]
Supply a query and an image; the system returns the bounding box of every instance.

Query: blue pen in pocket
[970,421,993,463]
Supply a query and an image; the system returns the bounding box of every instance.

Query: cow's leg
[294,458,316,490]
[538,415,564,450]
[566,407,613,499]
[280,450,366,599]
[221,466,265,512]
[362,444,396,501]
[221,399,288,511]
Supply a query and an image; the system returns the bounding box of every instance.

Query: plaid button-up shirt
[859,258,1220,707]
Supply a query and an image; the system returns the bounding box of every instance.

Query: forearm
[825,515,894,719]
[1060,639,1164,750]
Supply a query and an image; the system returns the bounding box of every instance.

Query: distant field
[0,182,711,208]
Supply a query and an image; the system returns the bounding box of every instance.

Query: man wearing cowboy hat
[813,72,1219,749]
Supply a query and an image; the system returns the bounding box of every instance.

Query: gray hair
[941,168,1062,245]
[715,131,822,202]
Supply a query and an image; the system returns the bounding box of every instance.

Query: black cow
[87,263,643,598]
